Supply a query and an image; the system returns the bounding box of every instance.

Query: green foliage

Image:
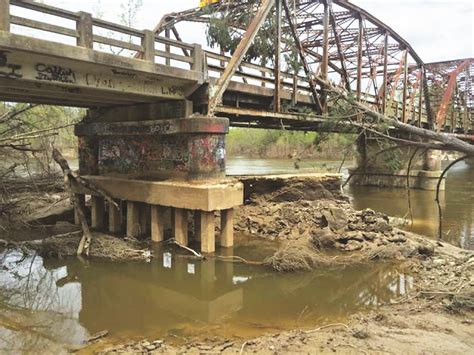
[227,127,353,159]
[206,4,301,70]
[0,103,84,176]
[383,149,403,172]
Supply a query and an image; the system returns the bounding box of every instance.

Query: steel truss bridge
[0,0,472,139]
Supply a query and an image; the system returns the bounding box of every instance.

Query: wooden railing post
[192,43,203,72]
[0,0,10,32]
[142,30,155,63]
[77,11,93,48]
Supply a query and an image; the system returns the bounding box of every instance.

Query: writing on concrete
[35,63,76,83]
[0,51,22,79]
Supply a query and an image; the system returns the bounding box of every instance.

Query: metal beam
[381,31,388,114]
[321,1,329,81]
[402,49,408,123]
[328,4,351,91]
[463,65,469,133]
[274,0,282,112]
[435,59,471,131]
[356,15,363,100]
[418,67,424,127]
[282,0,323,112]
[208,0,276,116]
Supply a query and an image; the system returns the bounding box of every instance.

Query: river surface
[0,244,411,352]
[0,157,471,352]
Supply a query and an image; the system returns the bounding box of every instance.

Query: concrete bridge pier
[349,135,445,191]
[71,102,243,253]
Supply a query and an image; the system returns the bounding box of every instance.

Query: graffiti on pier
[149,121,173,134]
[189,135,226,173]
[35,63,76,84]
[0,51,23,79]
[98,137,190,175]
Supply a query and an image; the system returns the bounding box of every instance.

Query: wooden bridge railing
[2,0,202,71]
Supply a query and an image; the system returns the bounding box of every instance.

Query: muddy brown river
[0,157,472,352]
[0,242,411,351]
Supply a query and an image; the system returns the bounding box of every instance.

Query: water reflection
[0,250,87,353]
[1,246,412,349]
[349,161,474,249]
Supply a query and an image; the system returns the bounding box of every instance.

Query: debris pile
[235,175,439,271]
[23,232,151,261]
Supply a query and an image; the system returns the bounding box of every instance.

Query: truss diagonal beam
[208,0,275,115]
[283,0,323,112]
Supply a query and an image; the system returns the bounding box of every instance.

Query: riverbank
[0,174,473,354]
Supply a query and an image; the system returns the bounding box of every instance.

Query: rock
[343,240,363,251]
[311,227,338,248]
[433,258,446,266]
[371,218,392,233]
[322,206,348,231]
[363,232,378,241]
[418,245,435,256]
[198,345,213,351]
[387,233,407,243]
[364,215,377,224]
[146,345,156,351]
[340,231,365,242]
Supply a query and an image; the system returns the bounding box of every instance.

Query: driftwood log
[52,148,118,256]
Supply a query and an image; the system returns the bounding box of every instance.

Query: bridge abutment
[349,135,445,191]
[73,103,243,253]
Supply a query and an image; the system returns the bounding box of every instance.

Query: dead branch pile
[23,232,150,261]
[262,239,418,272]
[448,292,474,312]
[264,242,320,272]
[1,174,63,193]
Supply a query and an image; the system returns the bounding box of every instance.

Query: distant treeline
[227,128,355,159]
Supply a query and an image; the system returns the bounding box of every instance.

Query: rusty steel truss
[156,0,473,134]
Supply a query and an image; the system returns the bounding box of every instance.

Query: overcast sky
[41,0,473,63]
